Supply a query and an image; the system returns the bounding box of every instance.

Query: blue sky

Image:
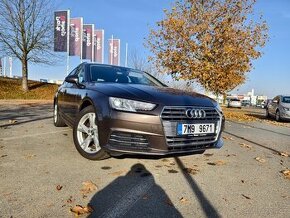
[3,0,290,98]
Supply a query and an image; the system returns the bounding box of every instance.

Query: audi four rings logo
[185,109,206,118]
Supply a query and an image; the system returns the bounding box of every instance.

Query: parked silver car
[227,98,242,109]
[266,95,290,121]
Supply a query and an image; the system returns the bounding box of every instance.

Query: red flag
[82,24,94,61]
[108,39,120,66]
[93,30,104,63]
[69,18,83,56]
[54,10,69,52]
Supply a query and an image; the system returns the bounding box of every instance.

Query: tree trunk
[21,58,28,92]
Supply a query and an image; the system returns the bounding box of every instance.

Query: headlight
[109,97,156,112]
[283,107,290,111]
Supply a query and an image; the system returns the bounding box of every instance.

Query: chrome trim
[160,106,223,148]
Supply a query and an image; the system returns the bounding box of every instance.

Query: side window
[78,66,85,83]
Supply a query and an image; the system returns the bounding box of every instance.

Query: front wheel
[73,105,109,160]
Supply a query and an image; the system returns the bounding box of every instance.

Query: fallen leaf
[70,205,93,215]
[101,166,111,170]
[207,160,227,166]
[281,170,290,180]
[179,197,189,204]
[204,153,214,157]
[255,157,266,163]
[239,143,252,149]
[67,196,74,204]
[222,136,234,140]
[169,162,176,166]
[241,180,245,183]
[242,194,251,200]
[56,185,63,191]
[109,170,126,176]
[168,169,178,174]
[155,165,162,168]
[81,181,97,194]
[278,152,289,157]
[183,167,199,175]
[24,154,36,159]
[1,154,7,158]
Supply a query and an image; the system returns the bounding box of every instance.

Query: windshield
[90,65,165,87]
[282,96,290,103]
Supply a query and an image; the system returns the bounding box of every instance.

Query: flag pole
[110,35,114,65]
[125,43,128,67]
[66,10,70,75]
[80,17,83,63]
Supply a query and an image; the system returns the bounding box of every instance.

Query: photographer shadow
[88,164,182,218]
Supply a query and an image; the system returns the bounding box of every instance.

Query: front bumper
[281,110,290,120]
[98,106,225,157]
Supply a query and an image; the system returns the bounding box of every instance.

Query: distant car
[241,100,250,107]
[227,98,242,109]
[53,63,225,160]
[266,95,290,121]
[264,99,272,109]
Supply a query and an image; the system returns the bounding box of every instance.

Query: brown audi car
[54,63,225,160]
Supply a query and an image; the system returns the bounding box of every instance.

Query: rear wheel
[275,110,281,122]
[73,105,109,160]
[53,102,66,127]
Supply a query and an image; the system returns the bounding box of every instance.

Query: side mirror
[65,75,78,84]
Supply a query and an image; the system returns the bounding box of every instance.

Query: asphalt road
[0,103,289,218]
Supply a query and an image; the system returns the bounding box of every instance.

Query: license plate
[177,123,215,135]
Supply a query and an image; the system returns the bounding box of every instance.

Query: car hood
[87,83,216,107]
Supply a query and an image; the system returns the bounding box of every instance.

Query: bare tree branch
[0,0,58,91]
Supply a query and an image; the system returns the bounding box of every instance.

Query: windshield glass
[282,96,290,103]
[90,65,165,87]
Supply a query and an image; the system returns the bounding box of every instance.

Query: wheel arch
[79,98,95,112]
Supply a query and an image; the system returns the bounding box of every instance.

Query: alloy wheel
[76,112,101,154]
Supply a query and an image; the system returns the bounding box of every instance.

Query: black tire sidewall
[73,105,109,160]
[53,102,66,127]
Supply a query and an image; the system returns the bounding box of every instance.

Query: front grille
[161,106,221,150]
[109,131,149,150]
[161,107,220,121]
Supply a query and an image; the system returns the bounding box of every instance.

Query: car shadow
[88,163,182,218]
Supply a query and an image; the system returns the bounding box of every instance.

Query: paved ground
[0,103,289,218]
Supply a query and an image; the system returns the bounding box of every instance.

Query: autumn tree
[146,0,268,95]
[0,0,55,91]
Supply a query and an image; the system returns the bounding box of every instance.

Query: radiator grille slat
[161,106,221,150]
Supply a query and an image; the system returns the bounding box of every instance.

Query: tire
[275,110,281,122]
[73,105,109,160]
[53,102,66,127]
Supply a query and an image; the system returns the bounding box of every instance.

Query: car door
[70,64,87,121]
[58,67,78,118]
